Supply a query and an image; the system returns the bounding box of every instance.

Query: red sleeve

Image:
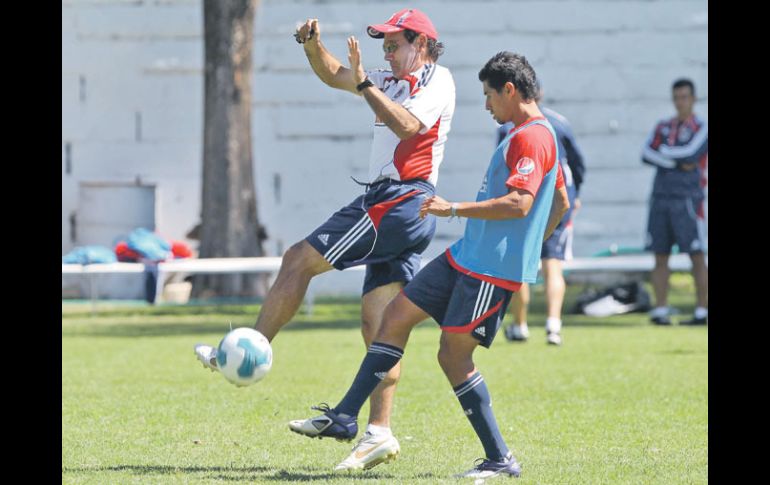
[649,122,664,150]
[505,124,558,196]
[555,163,565,189]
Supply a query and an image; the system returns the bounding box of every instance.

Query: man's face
[672,86,695,118]
[382,31,422,79]
[483,80,511,124]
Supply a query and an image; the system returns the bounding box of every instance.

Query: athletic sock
[454,371,510,461]
[334,342,403,418]
[546,317,562,334]
[365,423,392,437]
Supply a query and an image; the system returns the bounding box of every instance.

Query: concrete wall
[62,0,708,297]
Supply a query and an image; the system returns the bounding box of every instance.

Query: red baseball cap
[367,8,438,41]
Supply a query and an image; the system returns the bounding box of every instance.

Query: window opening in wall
[65,142,72,175]
[273,173,281,204]
[79,75,86,103]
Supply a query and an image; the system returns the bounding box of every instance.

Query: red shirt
[504,117,564,196]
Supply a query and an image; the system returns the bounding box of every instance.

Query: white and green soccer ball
[216,327,273,387]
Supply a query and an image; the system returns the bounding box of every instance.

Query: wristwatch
[356,78,374,92]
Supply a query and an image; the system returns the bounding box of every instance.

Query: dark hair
[403,29,444,61]
[672,78,695,96]
[478,51,538,101]
[534,79,543,103]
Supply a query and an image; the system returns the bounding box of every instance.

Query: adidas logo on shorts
[474,326,486,337]
[318,234,330,246]
[374,371,387,380]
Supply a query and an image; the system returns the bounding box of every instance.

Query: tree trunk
[193,0,266,298]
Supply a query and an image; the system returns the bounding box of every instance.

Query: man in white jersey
[194,7,455,471]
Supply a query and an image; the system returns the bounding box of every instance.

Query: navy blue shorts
[403,252,514,348]
[306,179,436,295]
[645,196,706,254]
[541,219,573,260]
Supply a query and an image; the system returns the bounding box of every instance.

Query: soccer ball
[216,327,273,387]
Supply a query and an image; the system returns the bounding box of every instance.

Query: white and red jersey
[366,63,455,186]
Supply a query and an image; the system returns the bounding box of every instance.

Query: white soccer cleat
[546,331,562,346]
[334,432,400,471]
[194,344,219,372]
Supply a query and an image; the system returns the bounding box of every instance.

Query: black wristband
[356,78,374,92]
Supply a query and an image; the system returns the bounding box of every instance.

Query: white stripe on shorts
[471,281,489,322]
[472,282,494,321]
[324,215,369,261]
[324,215,373,265]
[479,282,494,319]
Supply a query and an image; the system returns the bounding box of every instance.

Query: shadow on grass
[259,469,398,482]
[62,464,269,474]
[61,464,424,482]
[657,348,706,355]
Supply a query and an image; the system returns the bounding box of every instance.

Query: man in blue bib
[289,51,570,479]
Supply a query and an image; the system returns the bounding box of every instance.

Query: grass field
[62,276,707,484]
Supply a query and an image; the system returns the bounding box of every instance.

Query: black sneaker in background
[680,316,707,325]
[650,315,673,325]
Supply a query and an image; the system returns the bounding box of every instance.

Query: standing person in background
[498,82,586,345]
[642,78,708,325]
[194,7,456,471]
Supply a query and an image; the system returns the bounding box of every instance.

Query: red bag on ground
[114,241,142,262]
[171,241,193,259]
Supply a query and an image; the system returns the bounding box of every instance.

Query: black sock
[334,342,403,417]
[454,372,510,461]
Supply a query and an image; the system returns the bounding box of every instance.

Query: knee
[690,253,707,268]
[372,302,400,341]
[360,313,380,343]
[653,255,670,270]
[282,241,324,276]
[437,345,454,374]
[284,241,308,263]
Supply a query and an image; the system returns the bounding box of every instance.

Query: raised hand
[347,36,367,85]
[294,18,319,46]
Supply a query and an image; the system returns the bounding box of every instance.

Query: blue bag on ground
[62,246,118,264]
[127,228,171,261]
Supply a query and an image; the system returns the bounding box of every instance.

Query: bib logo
[479,175,488,193]
[516,157,535,175]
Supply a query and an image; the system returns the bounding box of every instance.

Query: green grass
[62,277,707,484]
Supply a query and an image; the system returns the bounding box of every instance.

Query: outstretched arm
[296,19,358,94]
